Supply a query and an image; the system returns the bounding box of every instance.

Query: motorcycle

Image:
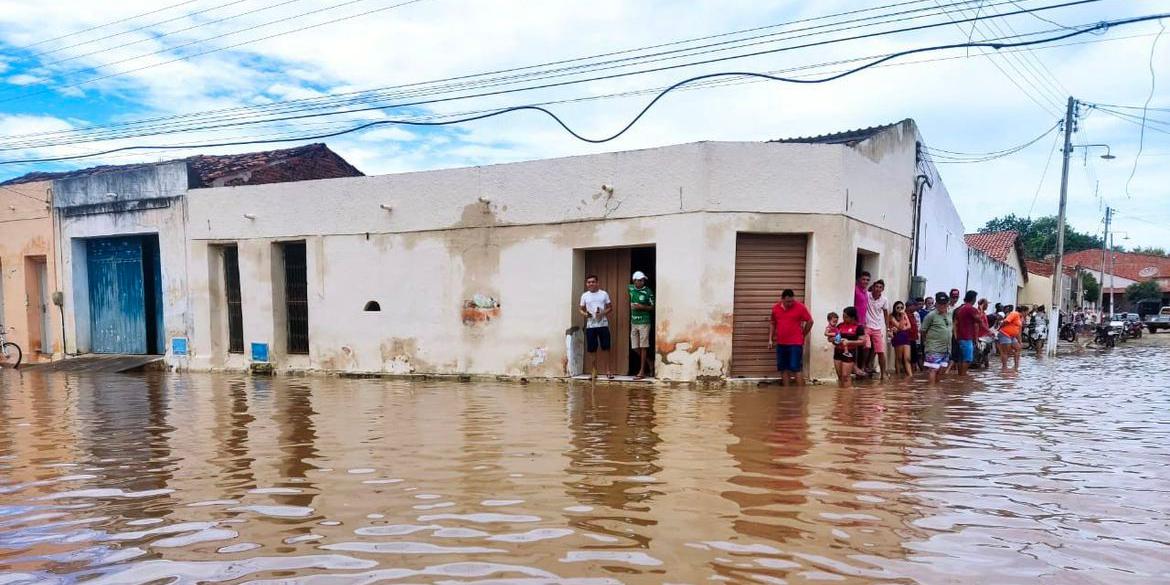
[1093,324,1118,348]
[1059,321,1078,343]
[1125,320,1144,340]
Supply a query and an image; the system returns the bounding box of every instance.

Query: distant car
[1146,307,1170,333]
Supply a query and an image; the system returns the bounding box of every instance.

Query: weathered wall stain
[380,337,420,374]
[655,312,734,378]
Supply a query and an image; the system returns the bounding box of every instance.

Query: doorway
[579,245,657,377]
[85,235,164,355]
[855,249,879,281]
[25,257,51,354]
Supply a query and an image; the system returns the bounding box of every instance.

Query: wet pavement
[1,336,1168,584]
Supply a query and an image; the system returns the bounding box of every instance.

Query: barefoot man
[579,275,613,379]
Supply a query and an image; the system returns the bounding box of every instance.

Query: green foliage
[979,214,1104,259]
[1080,272,1100,302]
[1125,280,1162,303]
[1129,246,1168,257]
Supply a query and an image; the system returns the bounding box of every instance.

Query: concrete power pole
[1047,97,1076,357]
[1099,206,1111,312]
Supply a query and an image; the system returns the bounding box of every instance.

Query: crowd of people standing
[767,271,1041,388]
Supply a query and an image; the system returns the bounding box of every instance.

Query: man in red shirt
[768,289,814,387]
[953,289,982,376]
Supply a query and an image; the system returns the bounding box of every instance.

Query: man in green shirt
[920,291,954,385]
[629,271,655,379]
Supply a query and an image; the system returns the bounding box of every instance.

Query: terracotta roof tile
[1,143,362,188]
[964,231,1019,263]
[1025,259,1076,277]
[1063,249,1170,292]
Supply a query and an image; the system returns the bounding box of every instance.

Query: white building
[183,120,963,382]
[963,231,1027,306]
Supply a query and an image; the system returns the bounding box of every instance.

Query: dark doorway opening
[579,245,657,378]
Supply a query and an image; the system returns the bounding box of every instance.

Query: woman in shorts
[888,301,914,376]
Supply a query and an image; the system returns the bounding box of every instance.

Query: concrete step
[22,354,165,374]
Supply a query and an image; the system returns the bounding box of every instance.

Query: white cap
[632,271,647,281]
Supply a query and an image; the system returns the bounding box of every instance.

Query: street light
[1076,143,1115,161]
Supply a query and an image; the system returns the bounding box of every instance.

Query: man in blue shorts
[954,290,981,375]
[768,289,814,387]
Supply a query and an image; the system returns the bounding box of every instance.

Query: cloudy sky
[0,0,1166,247]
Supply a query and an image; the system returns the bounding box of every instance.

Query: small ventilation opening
[363,300,381,312]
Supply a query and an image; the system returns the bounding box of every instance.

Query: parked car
[1145,307,1170,334]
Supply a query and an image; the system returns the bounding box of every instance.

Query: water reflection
[0,339,1168,584]
[565,387,661,549]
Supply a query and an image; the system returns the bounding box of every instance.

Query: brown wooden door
[583,249,631,375]
[732,234,808,377]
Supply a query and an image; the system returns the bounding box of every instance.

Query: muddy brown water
[1,340,1169,584]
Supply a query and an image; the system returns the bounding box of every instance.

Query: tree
[979,214,1104,259]
[1080,272,1100,304]
[1129,246,1168,257]
[1125,280,1162,304]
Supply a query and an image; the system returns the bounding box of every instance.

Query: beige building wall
[185,134,924,382]
[0,180,64,360]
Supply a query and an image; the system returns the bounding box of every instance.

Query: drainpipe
[911,142,933,290]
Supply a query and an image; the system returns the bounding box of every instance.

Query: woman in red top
[833,307,867,388]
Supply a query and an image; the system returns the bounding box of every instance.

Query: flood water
[2,341,1169,584]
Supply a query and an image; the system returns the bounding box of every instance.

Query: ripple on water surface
[1,344,1169,583]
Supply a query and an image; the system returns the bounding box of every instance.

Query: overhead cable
[1125,19,1165,198]
[3,11,1165,165]
[0,0,1105,151]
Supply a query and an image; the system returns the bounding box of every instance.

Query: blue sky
[0,0,1167,248]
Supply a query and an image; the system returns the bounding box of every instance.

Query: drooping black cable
[3,11,1164,165]
[0,0,1102,153]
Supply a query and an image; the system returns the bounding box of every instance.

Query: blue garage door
[87,237,148,354]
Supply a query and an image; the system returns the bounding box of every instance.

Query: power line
[1125,19,1165,198]
[31,0,306,67]
[1008,0,1078,30]
[0,0,1004,122]
[11,29,1134,170]
[926,121,1060,162]
[14,0,201,50]
[0,0,428,105]
[1027,128,1063,216]
[0,0,1104,152]
[26,0,255,60]
[932,0,1062,114]
[4,11,1164,165]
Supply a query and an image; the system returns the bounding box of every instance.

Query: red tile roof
[1025,259,1076,278]
[1064,249,1170,292]
[1,143,362,188]
[964,231,1020,263]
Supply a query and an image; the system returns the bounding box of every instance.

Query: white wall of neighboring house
[185,133,928,381]
[913,158,968,298]
[966,249,1019,307]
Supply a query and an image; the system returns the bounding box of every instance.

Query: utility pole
[1109,231,1116,318]
[1099,206,1111,313]
[1046,96,1076,357]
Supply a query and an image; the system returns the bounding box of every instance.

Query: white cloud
[7,73,45,85]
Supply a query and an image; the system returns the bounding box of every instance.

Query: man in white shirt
[865,279,891,378]
[579,275,614,379]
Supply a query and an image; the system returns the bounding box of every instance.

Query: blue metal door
[87,237,147,354]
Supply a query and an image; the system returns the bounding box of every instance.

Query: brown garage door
[731,234,808,377]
